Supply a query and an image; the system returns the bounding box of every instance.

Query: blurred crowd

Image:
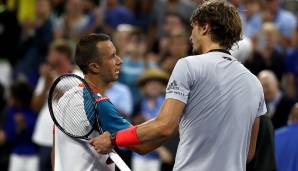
[0,0,297,171]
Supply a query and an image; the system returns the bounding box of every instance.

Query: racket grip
[108,151,131,171]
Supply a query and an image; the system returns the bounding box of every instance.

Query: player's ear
[202,23,210,35]
[88,62,100,74]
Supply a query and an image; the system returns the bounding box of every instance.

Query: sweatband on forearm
[115,126,141,147]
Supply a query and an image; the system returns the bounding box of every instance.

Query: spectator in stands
[154,12,187,54]
[103,0,134,35]
[152,0,194,39]
[54,0,88,43]
[113,24,136,57]
[81,0,105,34]
[245,22,285,81]
[275,103,298,171]
[132,68,170,171]
[118,34,156,105]
[106,82,133,118]
[163,12,186,39]
[15,0,53,84]
[128,0,155,33]
[159,30,190,74]
[262,0,297,48]
[241,0,262,39]
[0,81,38,171]
[258,70,295,129]
[284,27,298,99]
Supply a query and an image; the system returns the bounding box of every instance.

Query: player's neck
[202,43,226,54]
[201,38,226,54]
[84,74,109,94]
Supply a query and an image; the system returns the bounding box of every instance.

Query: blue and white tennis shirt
[54,81,130,171]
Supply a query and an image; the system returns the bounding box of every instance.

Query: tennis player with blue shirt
[53,34,133,171]
[90,1,267,171]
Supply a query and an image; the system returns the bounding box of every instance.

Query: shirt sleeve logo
[167,80,179,91]
[166,80,186,96]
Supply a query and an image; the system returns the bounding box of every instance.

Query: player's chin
[112,74,119,81]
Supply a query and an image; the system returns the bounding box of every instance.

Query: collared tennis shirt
[166,51,267,171]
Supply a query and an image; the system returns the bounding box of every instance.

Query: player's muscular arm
[136,99,183,143]
[128,137,168,154]
[247,117,260,162]
[90,99,185,154]
[129,99,183,154]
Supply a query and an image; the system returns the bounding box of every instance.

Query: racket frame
[48,73,101,140]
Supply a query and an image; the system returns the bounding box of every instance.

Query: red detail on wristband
[115,126,140,147]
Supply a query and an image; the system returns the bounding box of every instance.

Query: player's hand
[90,131,113,154]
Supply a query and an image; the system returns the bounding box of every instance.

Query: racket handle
[108,151,131,171]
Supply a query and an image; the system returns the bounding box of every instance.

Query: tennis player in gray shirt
[90,1,266,171]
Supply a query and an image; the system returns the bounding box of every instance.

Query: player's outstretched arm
[90,98,185,154]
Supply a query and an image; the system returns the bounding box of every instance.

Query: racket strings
[50,76,97,137]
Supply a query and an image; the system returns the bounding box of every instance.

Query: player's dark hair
[75,33,111,74]
[190,0,242,50]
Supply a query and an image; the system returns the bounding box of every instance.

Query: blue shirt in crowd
[104,6,134,29]
[285,48,298,99]
[4,107,38,155]
[273,9,297,39]
[106,81,133,116]
[134,95,165,160]
[275,123,298,171]
[240,13,262,38]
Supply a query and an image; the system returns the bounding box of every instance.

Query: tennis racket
[48,73,131,171]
